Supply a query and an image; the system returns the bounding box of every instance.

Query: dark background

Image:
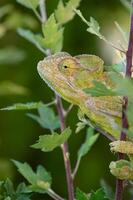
[0,0,130,199]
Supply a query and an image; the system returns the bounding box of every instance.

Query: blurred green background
[0,0,130,199]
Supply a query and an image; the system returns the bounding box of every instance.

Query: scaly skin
[37,52,133,180]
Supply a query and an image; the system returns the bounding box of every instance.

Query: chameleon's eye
[62,65,68,69]
[58,59,71,74]
[58,58,79,76]
[59,63,69,72]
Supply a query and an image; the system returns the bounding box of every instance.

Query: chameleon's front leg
[109,141,133,180]
[110,141,133,154]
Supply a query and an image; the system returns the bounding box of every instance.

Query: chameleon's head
[37,52,88,105]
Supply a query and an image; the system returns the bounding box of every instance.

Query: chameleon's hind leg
[109,160,133,180]
[109,141,133,180]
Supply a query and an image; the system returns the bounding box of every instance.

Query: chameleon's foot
[109,160,133,180]
[110,141,133,154]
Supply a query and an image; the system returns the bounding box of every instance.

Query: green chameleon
[37,52,133,180]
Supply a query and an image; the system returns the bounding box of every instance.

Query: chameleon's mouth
[37,60,46,79]
[37,56,53,79]
[37,59,56,91]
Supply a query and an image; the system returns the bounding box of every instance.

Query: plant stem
[39,2,74,200]
[126,5,133,78]
[33,9,42,22]
[39,0,47,23]
[48,189,65,200]
[45,100,57,107]
[115,2,133,200]
[64,104,73,117]
[72,158,81,179]
[56,94,74,200]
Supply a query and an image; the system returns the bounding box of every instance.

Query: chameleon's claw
[110,141,119,153]
[109,160,133,180]
[110,141,133,154]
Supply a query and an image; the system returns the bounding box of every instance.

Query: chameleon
[37,52,133,180]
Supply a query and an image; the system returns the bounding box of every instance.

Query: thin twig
[64,104,73,117]
[114,21,128,44]
[33,9,42,22]
[72,158,80,179]
[115,1,133,200]
[48,189,65,200]
[45,100,56,107]
[39,0,47,23]
[105,40,126,54]
[39,2,74,200]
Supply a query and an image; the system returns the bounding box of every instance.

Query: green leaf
[18,15,63,54]
[16,182,30,194]
[42,14,64,53]
[36,165,52,186]
[16,0,38,10]
[78,128,99,160]
[0,47,26,64]
[105,62,125,73]
[4,179,15,196]
[35,165,52,191]
[0,4,13,19]
[17,28,46,54]
[16,195,31,200]
[76,188,89,200]
[84,80,116,97]
[32,127,71,152]
[5,198,11,200]
[76,122,86,133]
[74,9,90,26]
[89,188,109,200]
[110,75,133,100]
[12,160,52,191]
[0,81,29,96]
[12,160,37,185]
[1,102,41,111]
[76,9,125,52]
[108,75,133,138]
[0,179,31,199]
[87,17,105,39]
[5,11,38,31]
[100,180,115,200]
[75,10,105,40]
[28,104,60,130]
[55,0,81,25]
[120,0,130,11]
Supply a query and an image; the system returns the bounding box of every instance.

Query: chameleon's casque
[37,52,122,139]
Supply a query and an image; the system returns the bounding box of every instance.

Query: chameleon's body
[37,52,133,180]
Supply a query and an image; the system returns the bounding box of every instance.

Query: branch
[64,104,73,117]
[39,2,74,200]
[56,94,74,200]
[115,1,133,200]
